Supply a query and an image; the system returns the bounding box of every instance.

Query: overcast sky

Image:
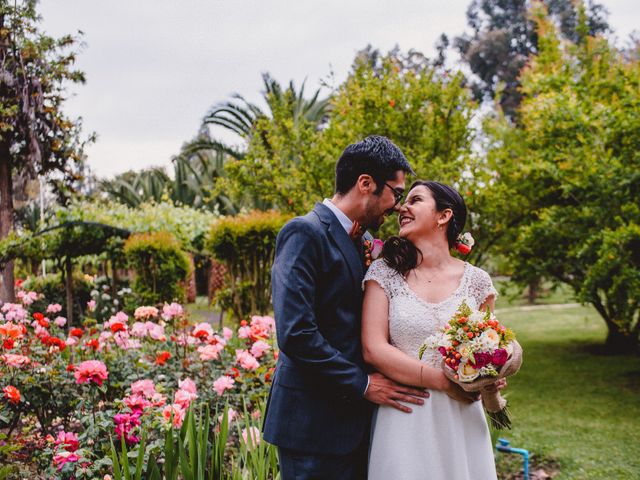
[39,1,638,179]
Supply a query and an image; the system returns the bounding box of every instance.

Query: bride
[362,180,505,480]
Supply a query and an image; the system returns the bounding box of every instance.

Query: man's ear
[356,174,374,194]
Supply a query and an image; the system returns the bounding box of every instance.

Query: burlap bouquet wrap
[442,340,523,428]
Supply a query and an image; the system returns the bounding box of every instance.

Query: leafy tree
[0,0,91,301]
[454,0,609,118]
[217,48,479,220]
[487,3,640,352]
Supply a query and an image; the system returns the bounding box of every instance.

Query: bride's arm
[361,280,449,391]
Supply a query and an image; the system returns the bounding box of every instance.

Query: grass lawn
[495,305,640,479]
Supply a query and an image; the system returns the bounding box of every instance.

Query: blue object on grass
[496,438,530,480]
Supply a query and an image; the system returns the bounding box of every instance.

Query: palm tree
[99,167,170,207]
[200,73,331,156]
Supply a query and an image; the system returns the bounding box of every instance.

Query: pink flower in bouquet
[86,300,96,312]
[55,431,79,452]
[213,375,235,396]
[236,349,260,370]
[162,404,186,428]
[250,340,271,359]
[198,343,224,360]
[241,426,261,450]
[492,348,508,367]
[222,327,233,341]
[471,351,492,369]
[53,450,79,470]
[130,379,157,398]
[46,303,62,314]
[1,353,31,367]
[192,322,213,340]
[74,360,109,386]
[162,302,183,320]
[54,316,67,327]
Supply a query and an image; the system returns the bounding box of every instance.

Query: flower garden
[0,285,279,478]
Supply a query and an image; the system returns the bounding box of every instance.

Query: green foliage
[454,0,609,118]
[22,272,92,320]
[216,48,478,222]
[124,232,191,305]
[60,200,219,253]
[487,4,640,350]
[207,211,290,320]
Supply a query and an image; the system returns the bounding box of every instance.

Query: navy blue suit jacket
[263,202,372,455]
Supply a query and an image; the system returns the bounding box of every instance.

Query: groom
[263,136,429,479]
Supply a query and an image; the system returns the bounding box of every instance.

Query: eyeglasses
[384,182,404,207]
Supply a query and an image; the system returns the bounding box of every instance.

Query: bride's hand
[444,381,480,404]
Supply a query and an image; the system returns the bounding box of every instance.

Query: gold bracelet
[419,365,424,387]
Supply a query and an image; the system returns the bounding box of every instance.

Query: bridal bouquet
[419,301,523,429]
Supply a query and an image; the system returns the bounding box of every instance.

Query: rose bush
[0,283,278,478]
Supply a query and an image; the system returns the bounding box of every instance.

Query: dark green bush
[206,210,290,320]
[123,231,191,305]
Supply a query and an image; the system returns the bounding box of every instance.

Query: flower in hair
[455,232,475,255]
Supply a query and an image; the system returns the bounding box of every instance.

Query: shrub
[207,211,290,320]
[124,231,191,305]
[22,273,92,322]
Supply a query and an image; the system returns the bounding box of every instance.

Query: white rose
[480,329,500,348]
[469,311,485,324]
[457,362,480,382]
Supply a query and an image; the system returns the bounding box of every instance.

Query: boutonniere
[363,239,384,267]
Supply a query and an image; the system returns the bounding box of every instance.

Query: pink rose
[74,360,109,386]
[198,343,224,360]
[222,327,233,341]
[250,340,271,359]
[371,239,384,259]
[54,316,67,327]
[162,404,185,428]
[471,352,492,369]
[130,379,157,398]
[178,378,197,394]
[235,349,260,371]
[241,426,261,450]
[213,375,235,396]
[46,303,63,314]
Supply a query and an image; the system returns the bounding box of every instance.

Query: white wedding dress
[364,259,499,480]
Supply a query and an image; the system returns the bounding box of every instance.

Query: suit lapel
[313,203,364,289]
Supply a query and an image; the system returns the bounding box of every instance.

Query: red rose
[66,364,76,372]
[110,323,126,334]
[471,352,492,369]
[492,348,508,367]
[3,385,20,404]
[86,339,99,350]
[33,312,44,322]
[155,351,171,366]
[70,328,83,338]
[456,243,471,255]
[3,338,14,350]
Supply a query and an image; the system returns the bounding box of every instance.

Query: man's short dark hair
[335,136,414,195]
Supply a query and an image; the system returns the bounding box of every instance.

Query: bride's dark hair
[382,180,467,276]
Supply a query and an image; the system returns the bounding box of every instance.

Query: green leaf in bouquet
[418,343,428,360]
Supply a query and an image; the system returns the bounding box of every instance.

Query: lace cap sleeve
[468,265,499,307]
[362,259,400,299]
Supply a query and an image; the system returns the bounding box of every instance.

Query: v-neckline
[402,262,469,307]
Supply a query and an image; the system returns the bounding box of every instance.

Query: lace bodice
[363,259,498,368]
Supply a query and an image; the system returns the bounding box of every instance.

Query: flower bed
[0,285,278,478]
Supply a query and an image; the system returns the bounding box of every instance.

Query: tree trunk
[0,150,15,302]
[604,324,638,355]
[65,256,74,327]
[527,278,540,304]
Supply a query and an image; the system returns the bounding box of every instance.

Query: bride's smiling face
[398,185,449,240]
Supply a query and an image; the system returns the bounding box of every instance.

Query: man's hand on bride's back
[444,381,480,404]
[364,373,430,413]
